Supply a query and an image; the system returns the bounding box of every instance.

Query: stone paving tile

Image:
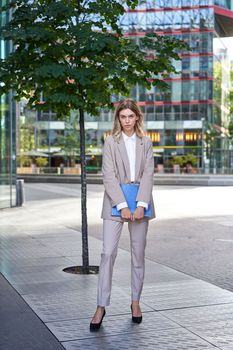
[145,297,233,311]
[61,328,219,350]
[22,283,122,303]
[143,261,194,283]
[27,230,79,238]
[0,246,61,259]
[65,255,101,265]
[8,279,89,295]
[4,268,75,285]
[161,303,233,326]
[46,311,178,342]
[142,279,233,296]
[32,239,84,256]
[0,239,83,259]
[22,286,153,323]
[187,322,233,349]
[161,304,233,348]
[141,280,233,310]
[0,257,75,270]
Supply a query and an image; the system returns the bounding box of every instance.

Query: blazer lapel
[135,136,143,181]
[117,134,131,182]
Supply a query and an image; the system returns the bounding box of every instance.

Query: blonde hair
[111,99,144,140]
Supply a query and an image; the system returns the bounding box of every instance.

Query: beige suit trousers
[97,219,149,307]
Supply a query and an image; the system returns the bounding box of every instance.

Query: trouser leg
[129,220,148,301]
[97,219,123,306]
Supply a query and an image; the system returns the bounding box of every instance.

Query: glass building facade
[0,1,17,209]
[90,0,233,172]
[13,1,233,177]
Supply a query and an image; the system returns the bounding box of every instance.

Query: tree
[35,157,48,167]
[0,0,188,273]
[17,155,32,167]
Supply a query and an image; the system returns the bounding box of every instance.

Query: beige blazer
[101,133,155,222]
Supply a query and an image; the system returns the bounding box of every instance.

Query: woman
[90,99,155,331]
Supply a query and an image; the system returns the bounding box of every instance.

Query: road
[19,183,233,292]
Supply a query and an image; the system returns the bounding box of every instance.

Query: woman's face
[118,108,138,136]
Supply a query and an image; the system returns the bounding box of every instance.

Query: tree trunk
[79,108,89,272]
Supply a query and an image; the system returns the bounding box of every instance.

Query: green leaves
[0,0,189,117]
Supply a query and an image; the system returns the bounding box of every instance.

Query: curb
[18,174,233,186]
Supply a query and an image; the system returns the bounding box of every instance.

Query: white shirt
[124,131,136,182]
[116,132,148,211]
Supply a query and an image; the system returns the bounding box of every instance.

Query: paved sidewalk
[1,211,233,350]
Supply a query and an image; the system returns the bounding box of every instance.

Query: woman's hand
[121,207,132,221]
[132,207,144,221]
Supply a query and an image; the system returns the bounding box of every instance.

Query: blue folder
[111,183,152,217]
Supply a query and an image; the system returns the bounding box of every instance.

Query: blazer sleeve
[102,137,126,207]
[136,138,154,204]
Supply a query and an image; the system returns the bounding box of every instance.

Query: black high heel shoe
[90,309,106,331]
[131,304,142,324]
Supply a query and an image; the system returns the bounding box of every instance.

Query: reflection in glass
[145,86,155,102]
[156,0,166,8]
[164,11,173,31]
[119,13,128,32]
[155,11,164,31]
[172,105,181,120]
[214,0,231,9]
[136,0,147,10]
[164,104,173,120]
[200,80,208,100]
[145,105,155,121]
[192,9,200,29]
[190,56,200,77]
[173,0,182,7]
[182,10,192,29]
[154,105,163,120]
[138,12,146,32]
[146,12,155,31]
[173,10,182,30]
[127,12,138,33]
[172,81,182,101]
